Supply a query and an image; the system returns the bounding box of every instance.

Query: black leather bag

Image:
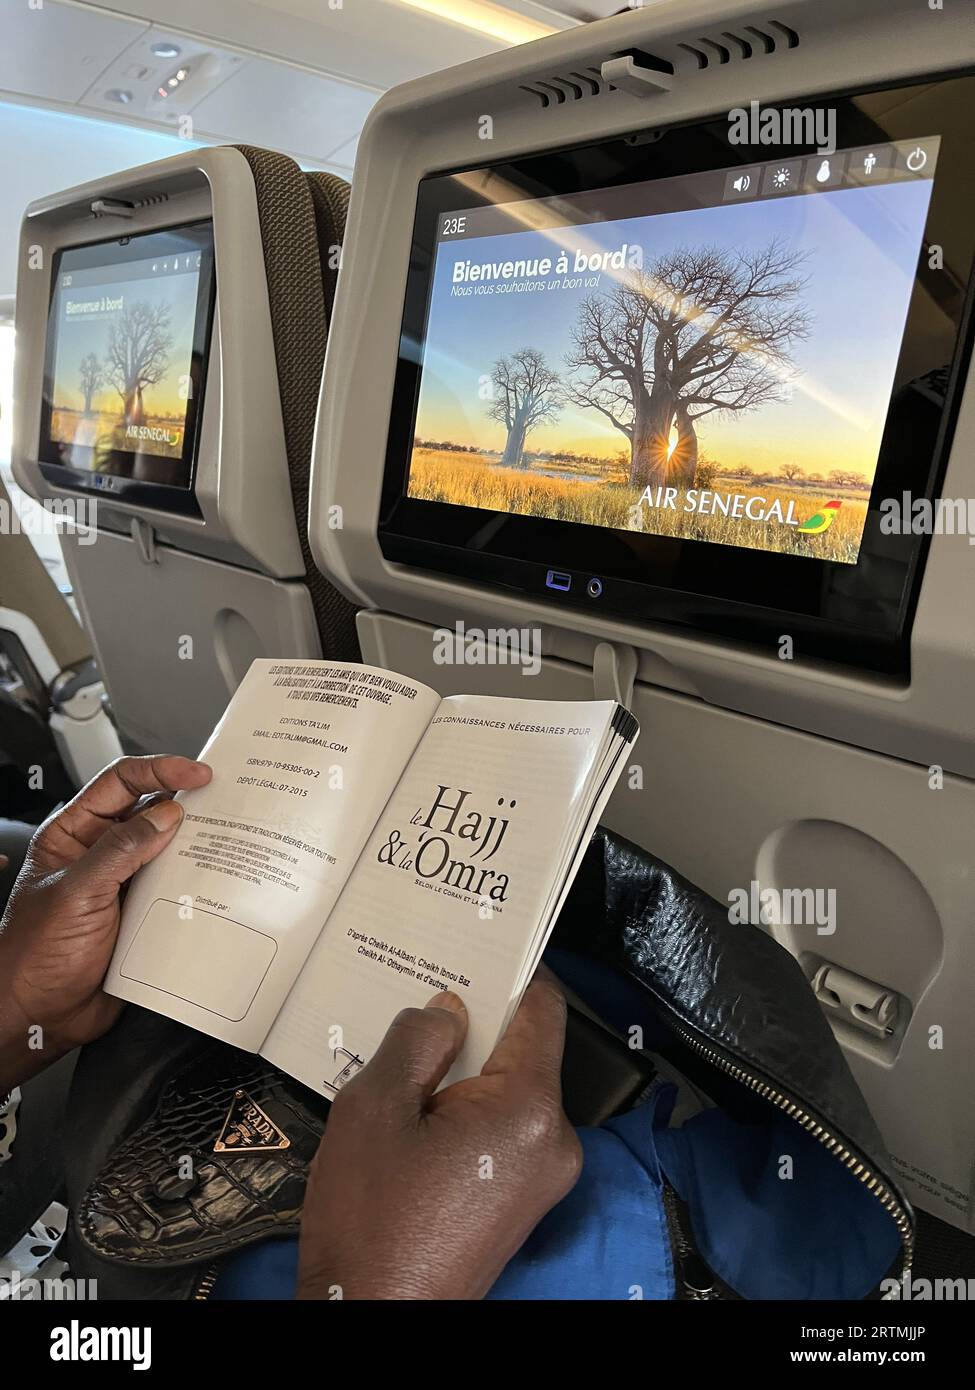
[62,828,913,1299]
[77,1048,328,1270]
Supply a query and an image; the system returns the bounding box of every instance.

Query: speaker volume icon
[732,173,751,193]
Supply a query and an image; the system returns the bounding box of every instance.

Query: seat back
[302,0,975,1240]
[13,146,357,757]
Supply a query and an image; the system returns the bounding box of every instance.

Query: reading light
[106,88,134,104]
[150,41,181,58]
[395,0,558,45]
[156,63,192,99]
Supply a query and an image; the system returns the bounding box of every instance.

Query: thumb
[66,798,184,900]
[349,991,468,1120]
[479,978,567,1093]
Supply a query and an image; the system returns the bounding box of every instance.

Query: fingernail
[424,990,465,1015]
[143,800,183,833]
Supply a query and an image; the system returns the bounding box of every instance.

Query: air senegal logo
[797,499,842,536]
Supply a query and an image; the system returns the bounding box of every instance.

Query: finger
[63,797,186,899]
[346,991,468,1120]
[479,979,567,1092]
[44,756,211,853]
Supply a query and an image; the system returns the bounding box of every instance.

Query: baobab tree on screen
[107,301,173,428]
[488,347,562,468]
[566,239,811,489]
[78,352,103,416]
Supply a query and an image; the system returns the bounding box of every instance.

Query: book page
[263,695,618,1092]
[104,659,440,1048]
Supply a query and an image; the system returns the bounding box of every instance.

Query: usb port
[545,570,572,592]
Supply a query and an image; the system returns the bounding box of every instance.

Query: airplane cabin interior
[1,0,974,1330]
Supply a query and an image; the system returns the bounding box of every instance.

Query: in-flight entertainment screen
[406,139,937,567]
[40,222,214,499]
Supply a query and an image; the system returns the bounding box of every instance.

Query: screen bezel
[38,220,216,520]
[379,72,975,674]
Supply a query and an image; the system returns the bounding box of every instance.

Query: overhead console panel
[310,0,975,777]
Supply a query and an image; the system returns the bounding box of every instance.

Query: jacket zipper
[192,1264,219,1301]
[666,1016,914,1284]
[662,1182,736,1300]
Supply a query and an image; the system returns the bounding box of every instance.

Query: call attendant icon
[906,146,927,172]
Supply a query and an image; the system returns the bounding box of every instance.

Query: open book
[105,659,638,1095]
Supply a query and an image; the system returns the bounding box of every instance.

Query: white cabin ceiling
[0,0,602,174]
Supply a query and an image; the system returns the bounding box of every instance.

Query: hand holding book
[104,659,639,1091]
[298,976,581,1300]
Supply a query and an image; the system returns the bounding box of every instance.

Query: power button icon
[906,146,927,173]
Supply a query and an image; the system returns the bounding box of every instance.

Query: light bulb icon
[816,159,831,183]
